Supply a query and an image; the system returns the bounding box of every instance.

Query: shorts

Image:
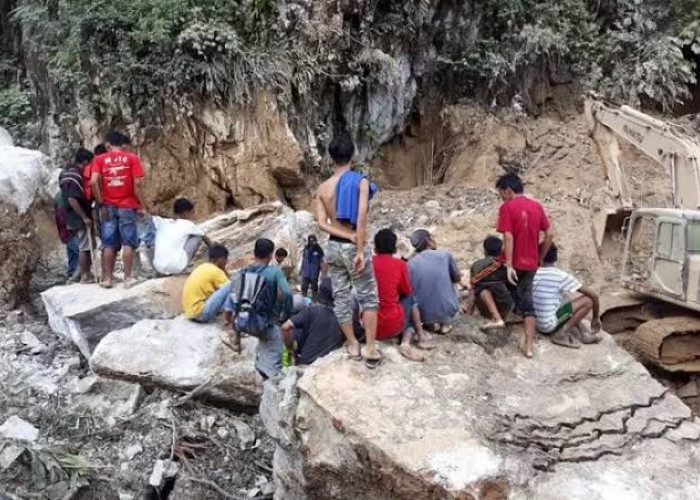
[508,270,536,318]
[387,295,416,339]
[75,228,92,252]
[137,214,156,248]
[475,282,514,319]
[327,240,379,325]
[100,205,139,249]
[537,302,574,334]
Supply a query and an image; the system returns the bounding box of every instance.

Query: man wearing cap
[408,229,462,334]
[281,277,345,365]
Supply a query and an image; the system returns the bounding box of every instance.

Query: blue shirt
[408,249,460,324]
[300,245,324,279]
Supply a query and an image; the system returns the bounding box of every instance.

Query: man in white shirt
[532,244,602,348]
[152,198,213,275]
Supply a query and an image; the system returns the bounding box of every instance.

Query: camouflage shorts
[326,240,378,324]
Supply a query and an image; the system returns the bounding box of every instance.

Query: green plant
[0,84,39,146]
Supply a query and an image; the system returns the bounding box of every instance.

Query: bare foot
[99,280,113,289]
[220,331,241,353]
[440,324,454,334]
[520,342,534,358]
[398,344,426,362]
[480,319,505,331]
[345,341,362,361]
[414,338,436,350]
[123,277,139,289]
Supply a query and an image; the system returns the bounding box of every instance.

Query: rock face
[79,93,310,214]
[41,279,180,358]
[261,322,700,499]
[91,316,262,407]
[200,201,318,273]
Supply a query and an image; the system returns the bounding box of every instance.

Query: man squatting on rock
[315,133,382,368]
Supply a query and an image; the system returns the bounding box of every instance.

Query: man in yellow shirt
[182,245,232,322]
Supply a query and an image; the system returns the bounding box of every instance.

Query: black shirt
[291,305,344,365]
[59,166,90,231]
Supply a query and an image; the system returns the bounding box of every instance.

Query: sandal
[346,345,363,361]
[364,351,383,369]
[220,332,241,353]
[550,331,581,349]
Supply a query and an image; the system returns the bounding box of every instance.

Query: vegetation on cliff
[1,0,699,149]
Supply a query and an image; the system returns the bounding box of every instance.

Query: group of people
[56,129,603,379]
[55,130,213,287]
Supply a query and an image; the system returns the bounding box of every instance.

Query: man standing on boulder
[315,133,381,368]
[495,174,553,358]
[59,148,95,283]
[91,131,147,289]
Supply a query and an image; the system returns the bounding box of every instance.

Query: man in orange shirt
[91,131,146,289]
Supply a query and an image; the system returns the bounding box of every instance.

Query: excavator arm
[584,98,700,256]
[584,99,700,210]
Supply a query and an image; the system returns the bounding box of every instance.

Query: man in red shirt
[495,174,553,358]
[91,131,146,289]
[372,228,433,362]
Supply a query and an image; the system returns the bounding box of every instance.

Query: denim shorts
[100,205,139,249]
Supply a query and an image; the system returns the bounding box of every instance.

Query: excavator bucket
[592,208,633,260]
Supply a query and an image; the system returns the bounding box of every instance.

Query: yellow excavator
[585,98,700,371]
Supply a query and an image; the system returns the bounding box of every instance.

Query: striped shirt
[532,267,581,332]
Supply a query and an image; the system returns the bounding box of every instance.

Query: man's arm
[578,285,601,332]
[539,228,554,265]
[281,320,296,350]
[448,254,461,283]
[276,271,294,319]
[355,178,370,253]
[315,193,356,241]
[67,197,90,225]
[90,173,103,204]
[134,177,146,213]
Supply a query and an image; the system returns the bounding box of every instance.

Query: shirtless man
[315,133,381,368]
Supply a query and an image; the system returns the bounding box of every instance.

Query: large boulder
[90,316,262,407]
[200,201,318,272]
[41,278,182,358]
[261,323,700,499]
[0,140,58,307]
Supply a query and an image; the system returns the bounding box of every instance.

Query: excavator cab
[620,208,700,310]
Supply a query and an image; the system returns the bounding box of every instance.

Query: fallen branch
[181,475,246,500]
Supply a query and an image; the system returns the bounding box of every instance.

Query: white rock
[123,444,143,461]
[41,278,180,358]
[90,316,262,407]
[19,331,46,353]
[149,459,179,487]
[0,127,13,146]
[0,444,24,470]
[233,419,255,448]
[0,416,39,442]
[0,143,56,213]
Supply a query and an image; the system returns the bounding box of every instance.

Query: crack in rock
[488,391,700,471]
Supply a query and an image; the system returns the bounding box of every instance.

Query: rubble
[90,316,263,407]
[261,319,700,499]
[0,444,23,470]
[41,278,181,358]
[0,416,39,442]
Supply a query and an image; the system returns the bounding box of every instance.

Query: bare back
[316,171,356,238]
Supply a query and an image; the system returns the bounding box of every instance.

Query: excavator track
[631,316,700,372]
